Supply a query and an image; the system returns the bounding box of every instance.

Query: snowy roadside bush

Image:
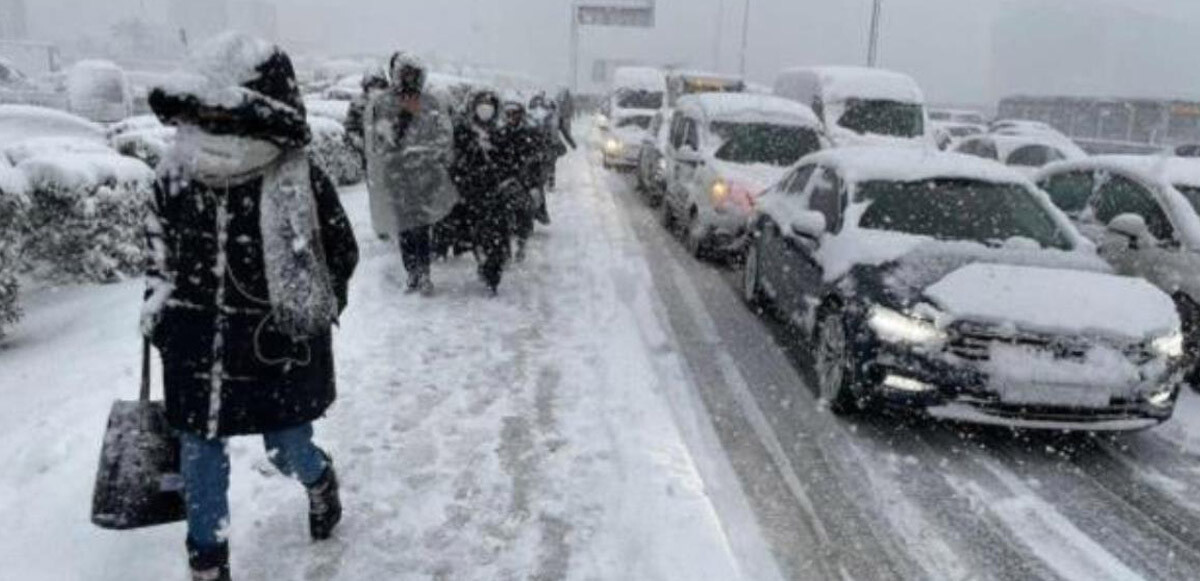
[307,115,363,186]
[18,153,154,282]
[0,162,29,336]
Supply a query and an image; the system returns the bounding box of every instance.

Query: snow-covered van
[609,66,667,114]
[773,66,930,148]
[65,60,133,124]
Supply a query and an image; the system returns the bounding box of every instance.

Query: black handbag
[91,340,187,530]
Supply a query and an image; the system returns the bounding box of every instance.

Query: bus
[997,95,1200,154]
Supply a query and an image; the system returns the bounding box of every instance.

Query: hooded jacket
[144,33,359,438]
[364,53,459,236]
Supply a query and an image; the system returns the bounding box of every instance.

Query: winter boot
[418,273,436,297]
[187,539,231,581]
[307,460,342,541]
[405,272,421,293]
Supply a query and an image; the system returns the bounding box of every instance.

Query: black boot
[187,539,231,581]
[307,461,342,541]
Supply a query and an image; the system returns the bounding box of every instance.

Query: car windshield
[837,98,925,138]
[710,122,821,166]
[857,179,1072,249]
[616,115,652,130]
[1175,184,1200,214]
[617,89,663,110]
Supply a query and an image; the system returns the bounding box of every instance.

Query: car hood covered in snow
[922,263,1178,341]
[709,159,788,194]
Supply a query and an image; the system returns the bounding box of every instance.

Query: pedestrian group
[136,32,575,581]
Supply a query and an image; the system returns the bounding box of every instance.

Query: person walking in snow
[450,90,509,293]
[494,100,544,262]
[364,52,458,295]
[142,33,359,581]
[344,65,389,170]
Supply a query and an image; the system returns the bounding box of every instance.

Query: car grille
[946,324,1092,362]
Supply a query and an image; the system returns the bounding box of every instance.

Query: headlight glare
[604,138,622,154]
[868,306,947,345]
[1152,330,1184,359]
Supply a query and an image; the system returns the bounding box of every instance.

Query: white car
[954,133,1087,177]
[929,109,987,150]
[773,66,930,148]
[1037,156,1200,385]
[660,93,824,257]
[743,147,1184,429]
[600,110,655,171]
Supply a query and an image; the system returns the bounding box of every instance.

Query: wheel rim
[816,316,848,403]
[743,244,759,301]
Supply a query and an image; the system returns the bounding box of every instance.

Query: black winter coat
[494,124,545,191]
[146,162,358,438]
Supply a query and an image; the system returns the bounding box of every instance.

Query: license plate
[999,382,1111,409]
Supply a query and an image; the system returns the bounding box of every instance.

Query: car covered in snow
[1036,155,1200,384]
[65,60,134,124]
[660,93,825,257]
[742,147,1185,430]
[954,133,1087,177]
[607,66,667,116]
[929,109,987,150]
[773,66,931,149]
[636,109,672,203]
[600,109,655,171]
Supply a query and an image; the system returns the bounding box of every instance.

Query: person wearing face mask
[143,33,359,581]
[450,91,509,293]
[364,51,458,295]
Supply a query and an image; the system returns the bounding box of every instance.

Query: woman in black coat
[141,33,358,581]
[450,91,509,292]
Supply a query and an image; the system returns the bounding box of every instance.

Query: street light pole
[867,0,882,67]
[738,0,752,78]
[713,0,726,71]
[569,2,580,92]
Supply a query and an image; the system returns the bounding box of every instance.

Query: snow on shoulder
[677,93,821,128]
[802,146,1031,186]
[152,32,278,109]
[925,263,1179,340]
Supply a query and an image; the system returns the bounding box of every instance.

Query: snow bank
[107,116,176,168]
[307,115,363,186]
[0,104,105,145]
[925,263,1178,340]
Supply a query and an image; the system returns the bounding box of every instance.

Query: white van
[608,66,667,115]
[773,66,930,148]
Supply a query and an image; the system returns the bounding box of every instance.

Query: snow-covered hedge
[307,115,363,186]
[19,152,154,282]
[0,162,29,336]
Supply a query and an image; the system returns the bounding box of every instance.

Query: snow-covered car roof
[797,146,1031,186]
[676,93,821,128]
[778,66,924,104]
[959,133,1088,161]
[0,105,105,148]
[612,66,666,92]
[1037,155,1200,250]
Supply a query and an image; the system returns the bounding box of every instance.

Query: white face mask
[176,125,282,183]
[475,103,496,122]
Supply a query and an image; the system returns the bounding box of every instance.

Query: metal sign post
[867,0,883,67]
[569,1,656,91]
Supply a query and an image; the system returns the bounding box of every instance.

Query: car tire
[685,209,706,258]
[742,235,766,307]
[815,306,860,416]
[660,196,676,233]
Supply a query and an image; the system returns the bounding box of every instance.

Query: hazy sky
[23,0,1200,105]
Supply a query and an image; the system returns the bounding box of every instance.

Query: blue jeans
[180,423,329,549]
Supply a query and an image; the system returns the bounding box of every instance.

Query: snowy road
[8,143,1200,580]
[600,152,1200,580]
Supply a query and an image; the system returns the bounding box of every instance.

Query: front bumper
[861,341,1181,431]
[603,143,642,168]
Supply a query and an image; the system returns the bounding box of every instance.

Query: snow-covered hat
[389,52,426,94]
[149,32,310,149]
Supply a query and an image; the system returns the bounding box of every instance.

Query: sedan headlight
[1152,330,1184,359]
[604,138,623,155]
[711,179,730,206]
[868,306,947,345]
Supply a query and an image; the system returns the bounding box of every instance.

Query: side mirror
[790,211,827,246]
[1107,213,1153,249]
[675,145,704,165]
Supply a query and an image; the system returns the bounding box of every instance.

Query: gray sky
[23,0,1200,105]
